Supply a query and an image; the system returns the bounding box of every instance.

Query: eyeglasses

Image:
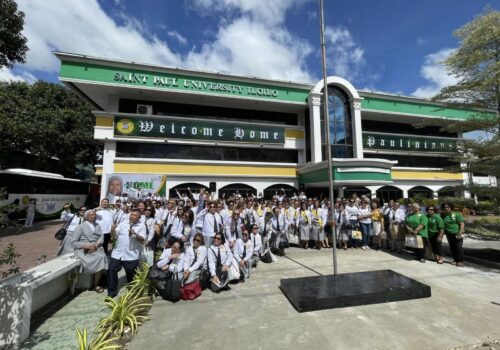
[209,206,216,209]
[252,227,258,230]
[214,237,222,241]
[194,239,202,243]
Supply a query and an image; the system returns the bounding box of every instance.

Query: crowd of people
[57,187,467,299]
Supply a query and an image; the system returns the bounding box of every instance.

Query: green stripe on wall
[299,167,392,183]
[361,96,493,120]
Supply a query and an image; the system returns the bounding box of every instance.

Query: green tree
[430,9,500,204]
[0,81,101,178]
[0,0,29,68]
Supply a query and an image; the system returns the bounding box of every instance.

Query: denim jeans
[359,222,372,247]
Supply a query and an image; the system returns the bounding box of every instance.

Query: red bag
[180,280,202,300]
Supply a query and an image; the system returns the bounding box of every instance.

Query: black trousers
[107,257,139,297]
[446,233,464,263]
[428,234,442,256]
[103,233,111,255]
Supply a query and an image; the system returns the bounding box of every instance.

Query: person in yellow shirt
[371,201,385,250]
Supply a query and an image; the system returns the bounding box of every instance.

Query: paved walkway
[2,221,498,349]
[0,220,61,274]
[20,291,110,350]
[129,247,500,350]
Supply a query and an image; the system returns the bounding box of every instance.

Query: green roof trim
[361,96,493,120]
[60,60,310,103]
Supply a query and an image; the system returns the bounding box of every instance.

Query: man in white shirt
[249,224,262,265]
[160,200,177,237]
[202,202,222,247]
[96,198,114,255]
[233,229,254,280]
[107,209,146,297]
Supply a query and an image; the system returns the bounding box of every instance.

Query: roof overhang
[55,52,312,113]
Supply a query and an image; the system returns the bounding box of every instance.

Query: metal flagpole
[319,0,338,275]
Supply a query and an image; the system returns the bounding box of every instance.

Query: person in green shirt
[426,206,445,264]
[441,203,465,267]
[405,203,428,263]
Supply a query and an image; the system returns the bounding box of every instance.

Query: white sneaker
[366,246,371,250]
[361,246,367,250]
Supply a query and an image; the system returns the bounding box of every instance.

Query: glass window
[116,143,299,163]
[321,86,353,159]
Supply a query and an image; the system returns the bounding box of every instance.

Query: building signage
[363,132,460,152]
[105,174,167,201]
[59,61,310,103]
[113,72,280,98]
[114,116,285,144]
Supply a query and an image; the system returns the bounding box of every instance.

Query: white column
[402,188,409,199]
[367,186,381,199]
[308,92,323,163]
[352,98,364,159]
[100,141,116,201]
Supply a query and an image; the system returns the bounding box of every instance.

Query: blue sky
[1,0,498,100]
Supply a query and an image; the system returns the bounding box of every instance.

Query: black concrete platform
[280,269,431,312]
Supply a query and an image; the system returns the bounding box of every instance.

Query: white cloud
[190,0,309,26]
[411,48,459,98]
[324,26,366,82]
[15,0,314,83]
[17,0,182,73]
[0,68,36,83]
[185,17,313,82]
[167,31,187,46]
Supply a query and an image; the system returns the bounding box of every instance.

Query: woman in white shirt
[183,233,208,285]
[345,199,360,248]
[207,232,233,292]
[357,200,372,250]
[297,202,311,249]
[157,240,185,280]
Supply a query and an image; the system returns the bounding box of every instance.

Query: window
[364,153,456,168]
[321,86,353,159]
[116,143,299,163]
[119,99,298,125]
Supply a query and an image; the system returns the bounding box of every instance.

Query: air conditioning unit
[137,104,152,115]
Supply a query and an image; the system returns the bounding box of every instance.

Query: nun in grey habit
[72,209,108,292]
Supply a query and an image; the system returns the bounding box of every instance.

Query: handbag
[160,270,182,302]
[180,280,202,300]
[380,230,388,240]
[279,233,289,249]
[210,248,229,292]
[260,249,273,263]
[405,234,424,249]
[147,264,169,281]
[200,270,211,289]
[351,230,362,240]
[55,214,74,240]
[140,246,154,267]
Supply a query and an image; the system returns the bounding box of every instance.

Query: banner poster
[105,174,167,202]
